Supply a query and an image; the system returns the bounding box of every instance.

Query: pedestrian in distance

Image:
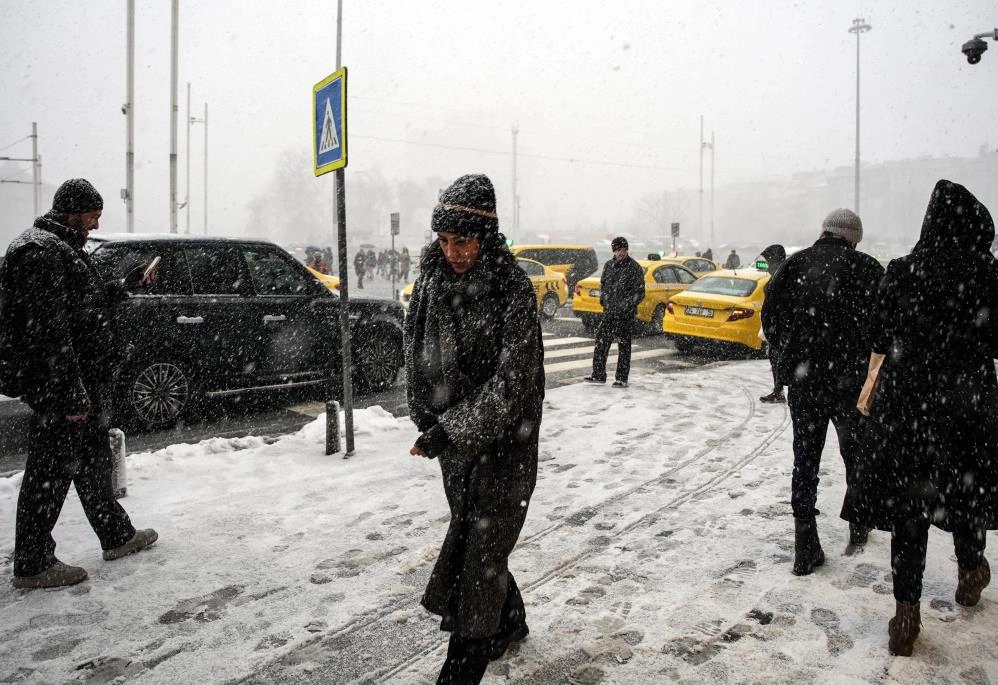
[757,243,787,404]
[353,248,366,289]
[842,180,997,657]
[399,246,411,282]
[761,208,884,576]
[405,173,545,684]
[0,178,158,590]
[585,236,645,388]
[702,247,713,261]
[724,248,741,269]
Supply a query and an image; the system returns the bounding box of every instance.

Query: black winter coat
[0,213,118,416]
[405,239,545,638]
[761,236,884,392]
[842,180,998,532]
[599,256,644,317]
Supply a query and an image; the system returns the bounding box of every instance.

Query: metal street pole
[849,17,871,215]
[185,83,191,234]
[31,122,39,217]
[698,115,704,245]
[709,130,715,250]
[169,0,179,233]
[203,102,208,234]
[511,123,519,236]
[125,0,135,232]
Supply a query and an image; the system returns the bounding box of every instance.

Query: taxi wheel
[674,336,697,355]
[540,293,560,320]
[649,305,666,334]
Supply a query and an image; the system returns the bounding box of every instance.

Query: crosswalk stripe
[544,344,594,359]
[542,337,592,348]
[543,348,670,373]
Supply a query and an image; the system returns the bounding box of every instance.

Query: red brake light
[574,284,581,296]
[727,307,754,322]
[666,301,674,315]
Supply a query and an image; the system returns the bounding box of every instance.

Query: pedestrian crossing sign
[312,67,347,175]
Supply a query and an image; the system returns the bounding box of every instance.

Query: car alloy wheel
[129,362,190,426]
[540,293,560,320]
[650,304,666,333]
[356,333,400,391]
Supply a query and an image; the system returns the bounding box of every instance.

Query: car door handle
[176,315,204,324]
[263,314,287,323]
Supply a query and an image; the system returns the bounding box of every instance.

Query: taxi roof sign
[313,67,347,175]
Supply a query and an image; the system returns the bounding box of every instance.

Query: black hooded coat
[841,180,998,532]
[0,213,118,416]
[404,237,545,638]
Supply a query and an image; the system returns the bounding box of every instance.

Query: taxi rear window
[685,276,758,297]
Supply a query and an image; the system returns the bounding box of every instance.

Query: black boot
[793,516,825,576]
[849,523,870,546]
[489,574,529,661]
[437,633,490,685]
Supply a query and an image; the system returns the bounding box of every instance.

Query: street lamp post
[189,103,207,234]
[848,17,871,215]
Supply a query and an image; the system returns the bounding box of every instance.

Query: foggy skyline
[1,1,995,251]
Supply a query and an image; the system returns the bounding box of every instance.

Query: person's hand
[410,445,428,458]
[413,424,449,459]
[138,256,160,286]
[66,411,90,422]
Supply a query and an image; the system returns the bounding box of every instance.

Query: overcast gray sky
[1,0,995,245]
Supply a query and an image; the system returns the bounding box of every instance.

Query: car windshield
[685,276,758,298]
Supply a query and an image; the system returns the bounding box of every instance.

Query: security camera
[962,36,988,64]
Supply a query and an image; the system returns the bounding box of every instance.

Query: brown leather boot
[888,601,920,656]
[956,557,991,607]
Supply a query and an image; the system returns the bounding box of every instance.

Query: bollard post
[108,428,128,499]
[325,400,341,456]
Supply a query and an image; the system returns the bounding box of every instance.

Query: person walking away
[585,237,644,388]
[399,246,411,282]
[702,247,713,262]
[353,248,366,289]
[0,179,158,589]
[405,174,545,684]
[842,180,997,656]
[758,243,787,403]
[761,208,884,576]
[365,249,376,279]
[724,249,741,269]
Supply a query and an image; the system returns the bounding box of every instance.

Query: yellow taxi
[664,269,770,354]
[307,266,340,292]
[400,281,414,312]
[571,259,699,333]
[398,258,567,319]
[643,253,718,273]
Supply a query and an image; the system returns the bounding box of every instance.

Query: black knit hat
[52,178,103,214]
[611,236,628,251]
[431,174,499,238]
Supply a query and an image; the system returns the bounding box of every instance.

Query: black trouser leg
[768,351,781,392]
[953,526,987,572]
[14,413,134,577]
[829,393,863,495]
[787,386,830,519]
[498,572,526,632]
[590,316,613,381]
[614,317,632,383]
[892,519,930,604]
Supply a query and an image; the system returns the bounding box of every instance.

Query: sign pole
[336,165,354,455]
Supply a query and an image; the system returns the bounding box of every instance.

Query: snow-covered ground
[2,360,996,684]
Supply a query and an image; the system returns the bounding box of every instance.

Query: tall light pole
[698,115,704,245]
[189,102,207,234]
[124,0,135,232]
[511,123,519,236]
[169,0,179,233]
[848,17,871,215]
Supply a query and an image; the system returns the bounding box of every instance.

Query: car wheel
[118,360,191,429]
[540,293,560,320]
[674,336,697,355]
[353,329,402,392]
[649,305,666,334]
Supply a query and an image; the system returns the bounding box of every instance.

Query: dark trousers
[892,519,986,603]
[787,384,862,519]
[14,411,135,576]
[767,348,782,393]
[591,314,633,382]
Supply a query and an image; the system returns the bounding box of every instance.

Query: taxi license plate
[685,306,714,318]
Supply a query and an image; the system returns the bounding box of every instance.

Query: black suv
[86,234,405,429]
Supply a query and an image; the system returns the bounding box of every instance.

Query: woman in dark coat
[843,179,998,656]
[405,174,545,684]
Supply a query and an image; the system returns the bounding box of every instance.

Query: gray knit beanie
[821,208,863,244]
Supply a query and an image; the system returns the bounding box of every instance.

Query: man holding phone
[0,178,158,589]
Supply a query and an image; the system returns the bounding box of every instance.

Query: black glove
[415,423,450,459]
